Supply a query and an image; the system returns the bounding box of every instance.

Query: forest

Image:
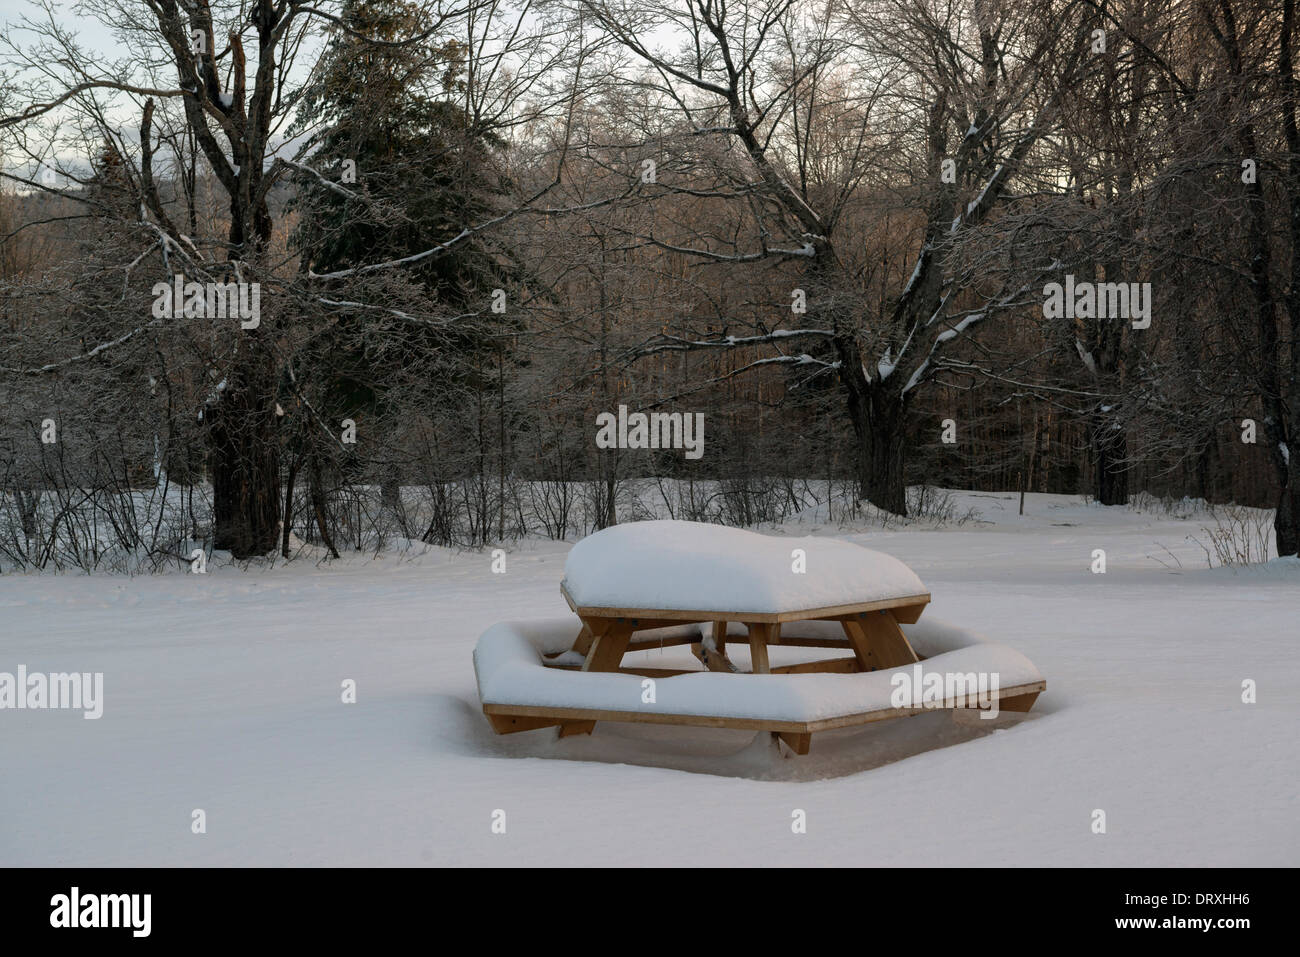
[1,0,1296,568]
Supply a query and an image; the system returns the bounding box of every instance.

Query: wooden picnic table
[556,583,933,740]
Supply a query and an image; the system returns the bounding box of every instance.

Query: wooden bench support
[776,731,812,755]
[691,642,735,672]
[557,720,597,738]
[487,713,563,734]
[691,620,739,672]
[997,690,1041,712]
[719,631,853,650]
[771,656,860,675]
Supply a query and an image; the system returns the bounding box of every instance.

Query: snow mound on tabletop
[562,520,927,614]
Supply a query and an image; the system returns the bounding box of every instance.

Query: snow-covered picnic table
[475,520,1045,755]
[559,520,932,678]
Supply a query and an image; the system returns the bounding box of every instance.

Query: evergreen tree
[290,0,512,303]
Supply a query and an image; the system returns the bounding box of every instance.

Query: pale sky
[1,0,325,182]
[0,0,119,55]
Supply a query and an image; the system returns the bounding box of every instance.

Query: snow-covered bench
[474,617,1046,753]
[474,521,1045,754]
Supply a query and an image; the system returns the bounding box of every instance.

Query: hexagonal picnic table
[477,521,1045,756]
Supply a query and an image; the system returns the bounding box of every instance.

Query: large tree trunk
[845,382,908,515]
[17,487,38,539]
[209,346,281,558]
[1277,0,1300,556]
[603,475,618,528]
[1088,411,1129,506]
[1277,460,1299,557]
[281,452,299,560]
[834,323,909,515]
[207,91,280,559]
[307,453,340,560]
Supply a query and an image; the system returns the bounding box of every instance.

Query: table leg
[747,622,774,674]
[560,618,633,739]
[711,620,727,657]
[841,620,877,671]
[714,620,740,671]
[583,620,633,672]
[843,610,918,669]
[571,623,595,657]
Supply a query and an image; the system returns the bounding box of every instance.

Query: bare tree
[1,0,589,556]
[565,0,1094,513]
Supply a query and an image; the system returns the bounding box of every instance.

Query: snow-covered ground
[2,490,1297,866]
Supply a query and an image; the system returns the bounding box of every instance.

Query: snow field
[1,491,1296,866]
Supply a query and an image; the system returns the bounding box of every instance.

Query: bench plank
[484,679,1047,739]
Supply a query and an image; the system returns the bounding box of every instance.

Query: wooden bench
[476,618,1045,755]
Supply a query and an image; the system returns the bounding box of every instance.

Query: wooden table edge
[560,582,932,625]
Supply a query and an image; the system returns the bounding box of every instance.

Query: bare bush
[1190,506,1275,568]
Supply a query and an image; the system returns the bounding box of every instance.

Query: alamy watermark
[595,404,705,460]
[1042,274,1151,329]
[890,665,1002,718]
[152,274,261,329]
[50,887,150,937]
[0,666,103,719]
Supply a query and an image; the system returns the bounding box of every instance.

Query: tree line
[1,0,1296,566]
